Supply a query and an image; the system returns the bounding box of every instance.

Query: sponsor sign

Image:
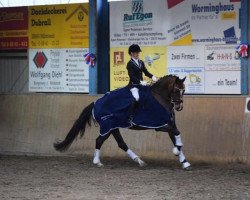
[29,3,89,48]
[0,7,28,49]
[167,46,205,94]
[29,48,89,93]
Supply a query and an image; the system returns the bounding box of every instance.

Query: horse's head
[151,75,186,112]
[169,76,186,111]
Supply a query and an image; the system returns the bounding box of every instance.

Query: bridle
[170,85,185,105]
[150,76,185,110]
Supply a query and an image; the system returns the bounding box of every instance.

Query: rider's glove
[152,76,157,82]
[140,80,148,86]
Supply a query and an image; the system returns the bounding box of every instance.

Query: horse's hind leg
[93,133,111,167]
[111,129,147,167]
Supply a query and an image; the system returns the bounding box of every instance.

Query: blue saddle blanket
[93,86,172,136]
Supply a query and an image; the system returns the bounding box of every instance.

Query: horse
[54,75,191,169]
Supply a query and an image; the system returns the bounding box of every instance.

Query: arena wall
[0,94,249,165]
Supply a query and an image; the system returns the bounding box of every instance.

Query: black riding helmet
[128,44,142,55]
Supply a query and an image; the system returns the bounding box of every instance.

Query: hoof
[182,162,191,170]
[134,157,147,167]
[93,158,104,168]
[94,162,104,168]
[172,147,180,156]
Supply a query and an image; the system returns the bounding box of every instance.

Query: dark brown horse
[54,75,191,169]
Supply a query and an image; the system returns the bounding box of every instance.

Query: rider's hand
[152,76,157,82]
[140,80,148,86]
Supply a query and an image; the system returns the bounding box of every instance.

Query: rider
[127,44,157,121]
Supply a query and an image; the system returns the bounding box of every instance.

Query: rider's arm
[141,61,153,78]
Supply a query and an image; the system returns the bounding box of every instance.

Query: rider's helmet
[128,44,142,55]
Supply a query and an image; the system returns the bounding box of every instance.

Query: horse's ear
[181,77,186,83]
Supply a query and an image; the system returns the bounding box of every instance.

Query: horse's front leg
[112,129,147,167]
[168,129,191,169]
[156,126,191,169]
[167,128,183,155]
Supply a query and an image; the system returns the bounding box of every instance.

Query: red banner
[167,0,184,9]
[0,6,28,49]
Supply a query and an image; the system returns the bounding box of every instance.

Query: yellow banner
[110,46,167,91]
[29,4,89,48]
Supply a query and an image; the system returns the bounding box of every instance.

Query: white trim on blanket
[130,122,169,129]
[99,125,133,136]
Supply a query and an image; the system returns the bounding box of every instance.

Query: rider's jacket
[127,58,153,88]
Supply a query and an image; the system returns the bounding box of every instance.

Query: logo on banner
[33,51,48,68]
[224,27,237,44]
[65,5,88,22]
[132,0,143,14]
[78,11,84,21]
[189,74,201,85]
[191,2,235,14]
[207,52,215,60]
[123,0,153,23]
[114,51,124,65]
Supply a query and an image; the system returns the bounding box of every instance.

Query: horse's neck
[151,91,173,112]
[150,76,175,112]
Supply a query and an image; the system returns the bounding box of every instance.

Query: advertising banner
[205,45,240,71]
[29,48,89,93]
[164,0,192,46]
[190,0,240,44]
[0,7,28,49]
[110,46,167,90]
[29,3,89,49]
[109,0,193,47]
[110,0,240,48]
[167,45,205,94]
[28,3,89,93]
[205,71,240,94]
[110,0,241,94]
[204,44,241,94]
[110,0,168,47]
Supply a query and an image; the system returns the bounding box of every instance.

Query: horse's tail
[54,102,94,152]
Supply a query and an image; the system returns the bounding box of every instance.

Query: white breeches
[130,87,140,101]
